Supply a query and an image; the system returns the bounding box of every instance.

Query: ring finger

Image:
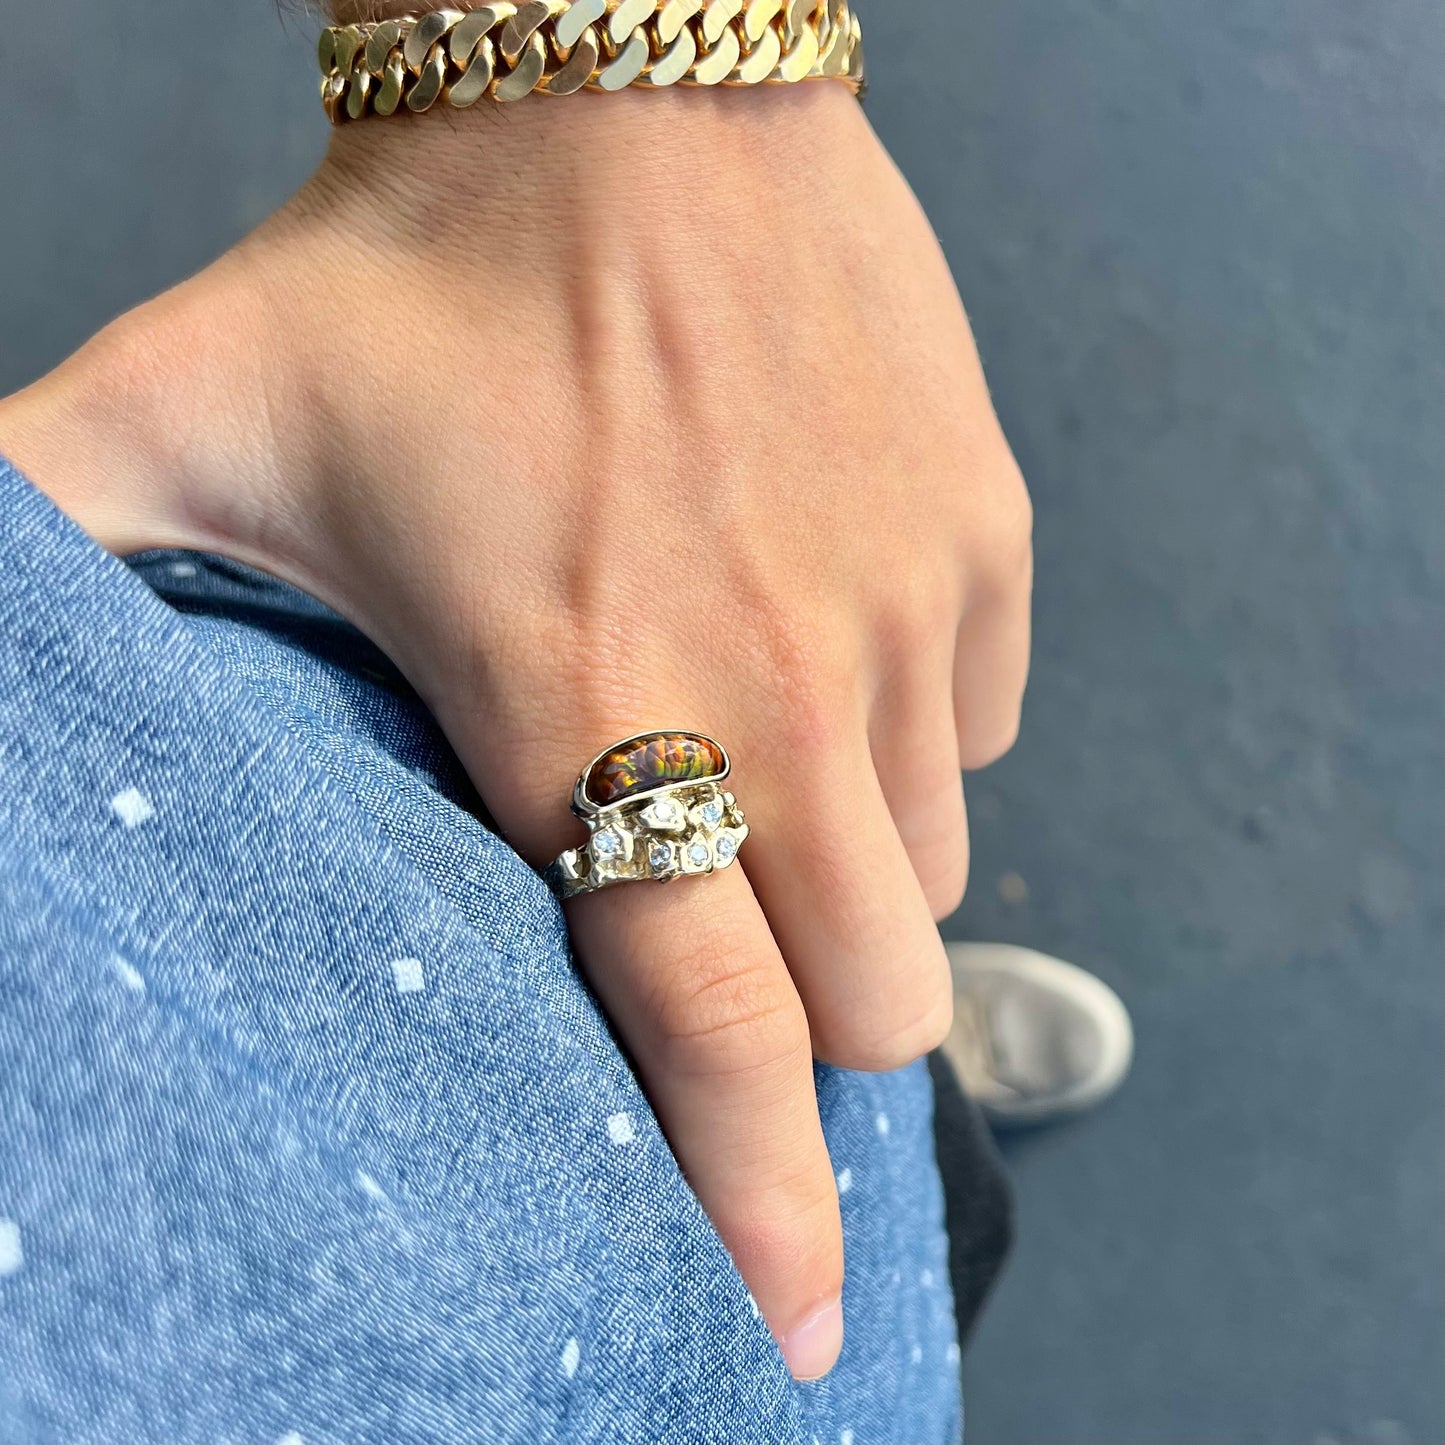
[564,844,847,1381]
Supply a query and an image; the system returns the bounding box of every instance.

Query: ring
[542,730,749,901]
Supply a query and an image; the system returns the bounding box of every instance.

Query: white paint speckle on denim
[0,1219,22,1277]
[390,957,425,995]
[109,787,155,827]
[110,955,146,992]
[606,1112,635,1145]
[561,1338,581,1378]
[355,1171,387,1201]
[836,1168,853,1195]
[875,1112,890,1137]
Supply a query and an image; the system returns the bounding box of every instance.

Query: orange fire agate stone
[585,733,725,806]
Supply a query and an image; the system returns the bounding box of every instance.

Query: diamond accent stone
[641,798,685,831]
[648,841,674,872]
[593,828,624,861]
[698,799,724,829]
[686,841,711,868]
[715,834,738,862]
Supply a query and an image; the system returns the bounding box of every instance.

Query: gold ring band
[318,1,864,122]
[543,730,749,900]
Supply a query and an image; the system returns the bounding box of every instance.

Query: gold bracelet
[317,0,864,121]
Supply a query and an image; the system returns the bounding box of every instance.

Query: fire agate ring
[542,730,749,901]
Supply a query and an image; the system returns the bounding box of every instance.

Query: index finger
[565,865,846,1381]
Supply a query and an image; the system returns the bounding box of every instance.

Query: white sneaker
[941,942,1134,1127]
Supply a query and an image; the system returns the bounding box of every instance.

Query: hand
[0,81,1031,1379]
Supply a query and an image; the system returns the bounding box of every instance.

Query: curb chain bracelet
[318,0,864,120]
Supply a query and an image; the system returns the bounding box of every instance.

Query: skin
[0,40,1031,1381]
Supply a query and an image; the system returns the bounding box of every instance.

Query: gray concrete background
[1,2,1441,1442]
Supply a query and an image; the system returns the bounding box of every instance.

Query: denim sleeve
[0,458,962,1445]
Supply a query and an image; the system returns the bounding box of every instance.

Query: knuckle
[647,945,809,1080]
[884,986,955,1064]
[815,974,954,1073]
[959,705,1023,771]
[980,463,1035,584]
[740,609,858,761]
[890,785,971,923]
[773,663,855,761]
[924,848,971,922]
[1007,472,1036,547]
[899,832,971,922]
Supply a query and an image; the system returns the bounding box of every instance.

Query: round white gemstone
[648,842,673,871]
[687,841,711,868]
[699,799,724,828]
[593,828,623,861]
[640,797,687,832]
[715,834,738,862]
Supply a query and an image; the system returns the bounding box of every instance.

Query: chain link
[318,0,863,120]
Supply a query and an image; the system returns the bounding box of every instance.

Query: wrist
[308,79,868,264]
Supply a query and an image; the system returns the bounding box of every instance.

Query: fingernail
[779,1297,844,1381]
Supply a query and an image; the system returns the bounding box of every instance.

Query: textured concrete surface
[1,2,1441,1443]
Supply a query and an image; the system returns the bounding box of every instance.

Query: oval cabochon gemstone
[585,732,725,806]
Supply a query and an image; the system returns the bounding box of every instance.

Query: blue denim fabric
[0,458,961,1445]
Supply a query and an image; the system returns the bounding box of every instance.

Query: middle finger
[743,738,955,1073]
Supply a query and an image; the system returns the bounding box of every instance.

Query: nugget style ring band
[543,731,749,900]
[318,0,864,121]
